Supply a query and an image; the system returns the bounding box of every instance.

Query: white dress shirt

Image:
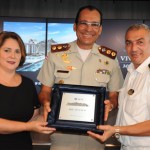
[116,56,150,150]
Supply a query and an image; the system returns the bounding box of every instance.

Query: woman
[0,31,55,150]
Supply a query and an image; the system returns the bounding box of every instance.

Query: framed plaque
[47,84,106,134]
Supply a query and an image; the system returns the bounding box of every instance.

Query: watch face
[115,132,120,139]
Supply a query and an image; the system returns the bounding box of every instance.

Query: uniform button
[58,80,64,84]
[128,89,134,95]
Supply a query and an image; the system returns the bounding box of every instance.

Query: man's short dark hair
[75,5,103,26]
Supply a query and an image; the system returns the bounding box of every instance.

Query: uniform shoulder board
[98,46,117,59]
[51,43,70,53]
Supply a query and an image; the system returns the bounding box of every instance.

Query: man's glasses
[77,21,101,29]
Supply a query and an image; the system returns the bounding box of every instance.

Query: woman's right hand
[26,121,56,134]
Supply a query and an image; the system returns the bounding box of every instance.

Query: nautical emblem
[128,89,134,95]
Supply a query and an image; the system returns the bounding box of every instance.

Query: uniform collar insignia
[51,43,70,53]
[98,46,117,59]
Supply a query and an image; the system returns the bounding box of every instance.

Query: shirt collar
[69,40,99,55]
[128,56,150,74]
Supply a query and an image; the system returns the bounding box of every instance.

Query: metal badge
[128,89,134,95]
[52,46,56,50]
[104,60,109,65]
[111,52,116,57]
[57,45,62,50]
[61,53,70,63]
[102,47,106,52]
[106,50,111,54]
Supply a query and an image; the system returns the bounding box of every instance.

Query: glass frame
[47,84,106,134]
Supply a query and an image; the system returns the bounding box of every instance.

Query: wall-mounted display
[0,17,145,91]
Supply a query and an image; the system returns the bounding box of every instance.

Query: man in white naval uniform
[88,23,150,150]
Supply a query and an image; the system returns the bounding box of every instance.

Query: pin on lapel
[104,60,109,65]
[128,89,134,95]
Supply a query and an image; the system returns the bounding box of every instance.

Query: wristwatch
[115,127,120,139]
